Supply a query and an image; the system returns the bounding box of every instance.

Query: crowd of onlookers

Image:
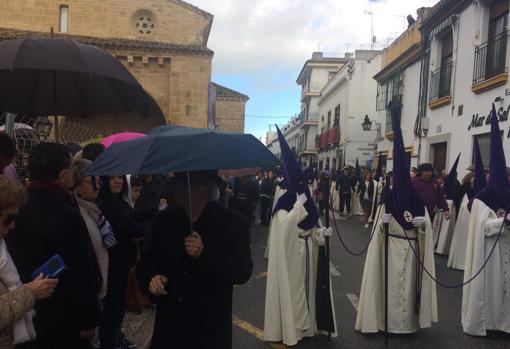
[0,132,272,349]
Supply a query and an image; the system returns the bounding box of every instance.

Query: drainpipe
[450,14,460,117]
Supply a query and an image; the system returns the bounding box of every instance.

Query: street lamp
[362,114,373,131]
[34,116,53,141]
[361,114,382,141]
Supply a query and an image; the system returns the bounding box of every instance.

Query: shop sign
[468,105,509,131]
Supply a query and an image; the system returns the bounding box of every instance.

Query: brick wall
[215,99,246,133]
[0,0,210,45]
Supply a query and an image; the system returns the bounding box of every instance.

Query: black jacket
[336,174,355,193]
[6,186,101,348]
[260,178,276,197]
[135,175,170,212]
[137,202,253,349]
[99,194,145,274]
[358,180,375,201]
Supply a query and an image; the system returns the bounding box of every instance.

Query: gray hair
[72,159,93,187]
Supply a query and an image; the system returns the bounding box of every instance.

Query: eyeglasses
[3,213,16,226]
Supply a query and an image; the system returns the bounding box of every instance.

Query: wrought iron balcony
[473,31,508,85]
[318,127,340,149]
[429,60,453,100]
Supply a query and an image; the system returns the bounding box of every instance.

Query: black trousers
[339,192,351,214]
[100,267,130,349]
[260,196,272,225]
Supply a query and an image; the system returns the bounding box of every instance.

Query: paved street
[231,215,510,349]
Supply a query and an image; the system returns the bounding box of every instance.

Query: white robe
[356,205,438,333]
[369,181,384,223]
[351,187,364,215]
[330,181,339,212]
[264,186,286,260]
[264,200,338,345]
[447,195,470,270]
[432,200,456,255]
[462,199,510,336]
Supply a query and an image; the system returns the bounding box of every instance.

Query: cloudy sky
[190,0,438,140]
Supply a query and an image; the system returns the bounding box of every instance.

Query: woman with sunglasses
[0,175,58,349]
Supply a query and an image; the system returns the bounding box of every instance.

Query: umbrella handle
[187,171,194,234]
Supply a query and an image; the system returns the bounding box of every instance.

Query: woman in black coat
[98,175,145,349]
[6,143,101,348]
[138,172,252,349]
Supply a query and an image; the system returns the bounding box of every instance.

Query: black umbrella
[0,35,163,118]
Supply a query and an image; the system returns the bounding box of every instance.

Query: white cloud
[191,0,439,75]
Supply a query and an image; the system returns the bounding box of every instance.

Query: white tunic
[369,181,384,223]
[447,195,470,270]
[264,186,285,260]
[351,187,364,215]
[462,199,510,336]
[330,181,340,211]
[432,200,456,255]
[356,205,438,333]
[264,200,338,345]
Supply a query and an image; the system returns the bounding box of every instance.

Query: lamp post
[34,116,53,142]
[361,114,382,141]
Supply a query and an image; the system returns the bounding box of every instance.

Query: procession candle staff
[370,151,384,223]
[355,97,438,337]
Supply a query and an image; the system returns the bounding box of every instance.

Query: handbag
[125,243,151,313]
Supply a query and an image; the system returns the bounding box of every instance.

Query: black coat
[6,186,101,348]
[260,178,276,197]
[137,202,253,349]
[358,180,375,201]
[135,175,170,212]
[99,195,145,274]
[336,174,355,193]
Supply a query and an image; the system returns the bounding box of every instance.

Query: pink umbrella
[100,132,145,148]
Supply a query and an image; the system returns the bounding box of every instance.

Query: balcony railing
[318,127,340,149]
[473,31,508,85]
[429,60,453,100]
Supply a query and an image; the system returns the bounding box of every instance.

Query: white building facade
[372,11,428,173]
[295,52,347,168]
[418,0,510,179]
[317,50,382,171]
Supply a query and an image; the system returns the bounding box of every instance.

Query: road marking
[232,315,287,349]
[329,262,341,277]
[346,293,359,311]
[256,271,268,279]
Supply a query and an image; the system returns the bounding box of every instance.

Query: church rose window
[136,16,154,34]
[131,9,156,35]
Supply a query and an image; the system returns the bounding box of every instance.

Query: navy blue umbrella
[86,125,280,176]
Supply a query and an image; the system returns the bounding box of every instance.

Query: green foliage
[80,134,104,147]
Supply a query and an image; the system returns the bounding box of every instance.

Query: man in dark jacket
[229,175,260,226]
[336,167,354,216]
[135,174,170,212]
[259,171,276,226]
[7,143,101,348]
[138,171,252,349]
